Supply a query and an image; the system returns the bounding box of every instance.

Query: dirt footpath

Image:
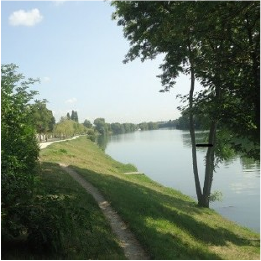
[59,163,150,260]
[39,136,80,149]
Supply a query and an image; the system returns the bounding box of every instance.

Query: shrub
[1,64,40,239]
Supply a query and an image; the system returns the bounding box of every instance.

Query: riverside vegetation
[33,137,259,259]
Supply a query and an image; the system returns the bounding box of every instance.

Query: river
[100,129,260,233]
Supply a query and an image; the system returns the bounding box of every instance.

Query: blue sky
[1,0,200,124]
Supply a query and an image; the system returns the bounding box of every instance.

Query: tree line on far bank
[34,109,196,141]
[85,113,204,136]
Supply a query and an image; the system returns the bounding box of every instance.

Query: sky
[1,0,201,124]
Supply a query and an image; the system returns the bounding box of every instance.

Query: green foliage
[1,65,90,258]
[86,128,96,141]
[2,160,126,260]
[25,195,89,254]
[1,64,40,238]
[54,119,86,138]
[209,191,223,202]
[138,122,147,131]
[71,110,79,122]
[175,108,210,130]
[112,0,260,156]
[112,1,260,208]
[94,118,108,135]
[158,120,177,129]
[83,119,92,128]
[110,122,137,134]
[30,100,55,134]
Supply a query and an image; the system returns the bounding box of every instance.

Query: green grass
[2,161,126,260]
[39,136,260,259]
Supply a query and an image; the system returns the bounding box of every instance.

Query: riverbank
[38,136,260,259]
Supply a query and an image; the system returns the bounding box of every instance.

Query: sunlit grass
[40,136,260,260]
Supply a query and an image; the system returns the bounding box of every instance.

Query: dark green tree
[83,119,92,128]
[1,64,40,237]
[94,118,108,135]
[111,122,124,134]
[30,100,55,137]
[112,1,259,207]
[74,111,79,123]
[71,110,79,123]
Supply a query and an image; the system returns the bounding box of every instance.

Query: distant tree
[83,119,92,128]
[94,118,108,135]
[158,120,178,129]
[74,111,79,123]
[71,110,75,121]
[66,112,71,120]
[30,100,55,137]
[139,122,148,131]
[111,122,124,134]
[148,122,159,130]
[54,119,74,138]
[123,123,132,133]
[71,110,79,122]
[175,109,208,130]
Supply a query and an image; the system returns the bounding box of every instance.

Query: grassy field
[2,160,126,260]
[39,136,260,260]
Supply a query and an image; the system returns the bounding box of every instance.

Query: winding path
[39,135,81,149]
[59,163,149,260]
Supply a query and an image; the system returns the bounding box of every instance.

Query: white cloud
[53,1,66,7]
[9,9,43,27]
[65,98,77,104]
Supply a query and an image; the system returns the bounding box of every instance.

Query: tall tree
[94,118,107,135]
[30,100,55,136]
[112,1,260,207]
[71,110,79,122]
[83,119,92,128]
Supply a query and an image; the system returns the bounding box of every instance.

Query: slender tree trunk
[189,65,203,205]
[201,121,217,207]
[200,81,220,207]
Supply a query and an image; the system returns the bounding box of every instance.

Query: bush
[1,64,40,239]
[25,195,90,254]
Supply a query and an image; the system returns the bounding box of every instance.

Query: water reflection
[181,131,259,169]
[96,132,139,150]
[182,131,208,145]
[240,157,260,173]
[99,131,260,172]
[96,134,109,151]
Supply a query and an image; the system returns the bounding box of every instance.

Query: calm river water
[103,129,260,233]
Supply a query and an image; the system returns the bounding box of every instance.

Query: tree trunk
[200,80,220,208]
[189,65,203,205]
[200,120,217,207]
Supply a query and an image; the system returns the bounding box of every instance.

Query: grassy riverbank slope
[39,136,259,260]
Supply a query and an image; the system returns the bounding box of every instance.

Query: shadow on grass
[71,165,259,260]
[2,162,126,260]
